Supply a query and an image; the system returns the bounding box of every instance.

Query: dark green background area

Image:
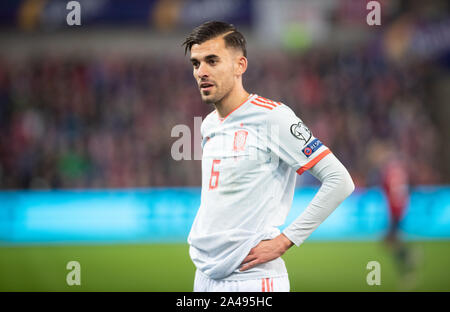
[0,241,449,292]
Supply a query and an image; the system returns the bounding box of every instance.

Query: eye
[208,59,217,65]
[192,61,199,68]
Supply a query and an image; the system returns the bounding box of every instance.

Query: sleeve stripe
[296,149,331,176]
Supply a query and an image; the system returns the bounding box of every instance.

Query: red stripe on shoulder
[251,100,273,110]
[257,96,282,106]
[255,97,277,107]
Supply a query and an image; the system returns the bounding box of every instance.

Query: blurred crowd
[0,44,445,189]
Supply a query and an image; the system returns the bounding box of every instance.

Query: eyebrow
[190,54,220,63]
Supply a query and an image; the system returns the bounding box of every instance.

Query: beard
[200,88,222,105]
[201,90,215,104]
[200,83,232,105]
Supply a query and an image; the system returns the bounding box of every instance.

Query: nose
[196,62,209,79]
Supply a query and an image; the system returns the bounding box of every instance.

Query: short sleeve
[266,105,331,175]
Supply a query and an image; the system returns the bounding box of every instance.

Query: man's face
[190,36,238,104]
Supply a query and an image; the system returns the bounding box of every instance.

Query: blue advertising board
[0,186,449,244]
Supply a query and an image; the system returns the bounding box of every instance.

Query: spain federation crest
[233,130,248,152]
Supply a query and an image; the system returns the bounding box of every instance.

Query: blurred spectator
[0,43,445,189]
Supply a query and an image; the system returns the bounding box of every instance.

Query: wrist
[278,233,294,252]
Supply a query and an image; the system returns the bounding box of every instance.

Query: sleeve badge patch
[302,138,323,157]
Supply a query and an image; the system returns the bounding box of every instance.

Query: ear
[235,55,248,76]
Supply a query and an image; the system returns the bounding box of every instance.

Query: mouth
[199,82,214,92]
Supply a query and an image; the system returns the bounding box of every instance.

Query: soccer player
[381,150,418,287]
[183,21,354,292]
[382,155,409,246]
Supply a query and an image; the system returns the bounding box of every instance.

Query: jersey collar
[217,93,256,123]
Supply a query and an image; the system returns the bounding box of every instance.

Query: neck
[215,88,250,119]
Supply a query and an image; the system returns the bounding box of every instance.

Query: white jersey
[188,93,331,280]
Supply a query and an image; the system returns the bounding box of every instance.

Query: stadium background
[0,0,449,291]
